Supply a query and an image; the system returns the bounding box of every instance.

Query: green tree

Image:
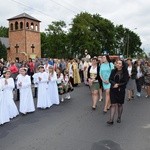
[41,12,144,59]
[41,21,68,58]
[69,12,115,58]
[0,26,9,37]
[0,41,7,60]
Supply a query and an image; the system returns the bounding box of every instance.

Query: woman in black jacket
[107,60,129,125]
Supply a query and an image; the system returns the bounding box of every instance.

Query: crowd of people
[0,56,150,126]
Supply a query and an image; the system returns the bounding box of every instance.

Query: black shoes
[103,110,107,114]
[92,106,97,110]
[117,118,121,123]
[107,121,114,125]
[107,118,121,125]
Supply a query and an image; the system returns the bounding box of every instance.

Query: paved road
[0,84,150,150]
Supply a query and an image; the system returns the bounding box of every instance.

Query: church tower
[7,13,41,61]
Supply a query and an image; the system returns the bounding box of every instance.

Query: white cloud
[1,0,150,54]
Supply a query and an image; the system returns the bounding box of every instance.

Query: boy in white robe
[17,68,35,114]
[36,65,50,109]
[48,66,59,105]
[2,70,19,119]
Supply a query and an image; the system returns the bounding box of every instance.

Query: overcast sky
[0,0,150,54]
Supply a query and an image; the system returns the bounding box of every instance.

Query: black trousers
[136,77,143,93]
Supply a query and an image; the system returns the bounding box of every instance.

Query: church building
[7,13,41,61]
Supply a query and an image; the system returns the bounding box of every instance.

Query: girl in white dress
[17,68,35,114]
[48,66,59,105]
[0,78,10,125]
[36,65,50,109]
[2,70,19,119]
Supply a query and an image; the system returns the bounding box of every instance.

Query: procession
[0,56,150,126]
[1,1,150,149]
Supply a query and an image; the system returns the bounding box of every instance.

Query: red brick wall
[8,18,41,61]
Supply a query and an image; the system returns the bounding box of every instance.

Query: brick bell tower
[7,13,41,61]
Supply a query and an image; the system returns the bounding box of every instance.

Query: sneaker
[61,97,64,102]
[67,95,71,100]
[65,93,71,100]
[145,95,149,98]
[136,92,141,97]
[99,98,103,101]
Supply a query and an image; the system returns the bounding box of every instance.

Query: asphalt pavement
[0,84,150,150]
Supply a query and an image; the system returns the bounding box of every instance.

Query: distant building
[7,13,41,61]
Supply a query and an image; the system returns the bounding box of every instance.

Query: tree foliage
[41,21,69,58]
[41,12,143,58]
[0,41,7,60]
[0,26,9,37]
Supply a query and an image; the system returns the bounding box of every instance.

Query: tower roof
[8,13,41,22]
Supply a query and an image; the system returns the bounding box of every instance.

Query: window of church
[15,21,18,30]
[31,22,34,30]
[20,22,23,29]
[26,22,29,29]
[10,23,13,30]
[35,24,38,31]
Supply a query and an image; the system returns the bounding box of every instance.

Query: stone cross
[31,44,35,53]
[15,44,19,53]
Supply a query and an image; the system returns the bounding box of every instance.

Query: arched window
[20,22,23,29]
[15,21,18,30]
[26,22,29,29]
[31,22,34,30]
[35,24,38,31]
[10,23,13,30]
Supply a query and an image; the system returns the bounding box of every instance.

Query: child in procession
[17,67,35,114]
[56,68,65,102]
[36,65,50,109]
[1,70,19,119]
[47,65,60,105]
[0,78,10,125]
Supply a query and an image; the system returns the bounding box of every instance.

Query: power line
[63,0,86,13]
[11,0,58,21]
[48,0,78,14]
